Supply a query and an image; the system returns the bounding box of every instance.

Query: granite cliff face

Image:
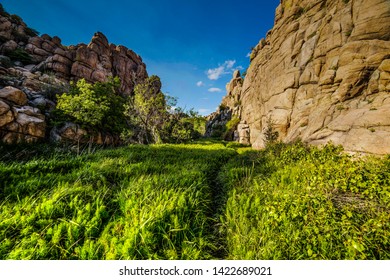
[0,6,148,143]
[213,0,390,155]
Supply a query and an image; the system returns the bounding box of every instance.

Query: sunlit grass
[0,141,389,259]
[0,143,235,259]
[220,142,390,259]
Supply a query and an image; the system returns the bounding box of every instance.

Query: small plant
[219,104,227,111]
[293,6,306,20]
[24,27,40,37]
[5,48,32,64]
[369,128,376,133]
[336,104,346,111]
[307,31,317,40]
[223,116,240,141]
[0,55,12,68]
[9,14,23,24]
[263,116,279,145]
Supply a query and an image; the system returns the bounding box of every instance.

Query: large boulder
[212,0,390,155]
[0,90,46,143]
[0,86,28,105]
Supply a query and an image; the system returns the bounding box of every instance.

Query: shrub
[263,116,279,145]
[5,48,32,64]
[210,124,225,139]
[24,27,40,37]
[223,116,240,141]
[9,14,23,24]
[56,78,125,133]
[0,55,12,68]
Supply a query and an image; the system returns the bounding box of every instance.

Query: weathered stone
[0,40,18,53]
[209,0,390,155]
[237,122,250,145]
[0,86,28,105]
[0,99,10,115]
[30,97,47,108]
[0,109,13,127]
[13,106,43,119]
[14,112,45,137]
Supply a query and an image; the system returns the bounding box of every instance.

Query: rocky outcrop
[27,32,147,94]
[212,0,390,155]
[0,4,149,144]
[0,6,147,95]
[205,70,251,143]
[50,123,118,145]
[25,32,147,94]
[0,86,46,143]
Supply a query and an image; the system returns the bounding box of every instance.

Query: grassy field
[0,141,389,259]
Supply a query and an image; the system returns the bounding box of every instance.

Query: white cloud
[246,52,251,58]
[207,66,225,80]
[208,87,222,93]
[206,60,239,80]
[196,81,205,87]
[225,60,236,69]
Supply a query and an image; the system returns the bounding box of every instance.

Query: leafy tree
[56,77,125,133]
[123,75,206,144]
[124,75,168,144]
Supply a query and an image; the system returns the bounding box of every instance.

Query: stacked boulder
[0,86,45,143]
[0,5,148,144]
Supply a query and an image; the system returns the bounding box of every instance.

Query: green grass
[219,142,390,259]
[0,141,389,259]
[0,142,235,259]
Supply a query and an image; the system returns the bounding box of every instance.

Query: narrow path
[204,150,238,259]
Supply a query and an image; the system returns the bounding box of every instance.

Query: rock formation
[28,32,148,94]
[0,86,46,143]
[211,0,390,155]
[0,4,148,144]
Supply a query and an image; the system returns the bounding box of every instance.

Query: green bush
[5,48,32,64]
[56,77,126,134]
[223,116,240,140]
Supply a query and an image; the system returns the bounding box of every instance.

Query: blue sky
[2,0,280,115]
